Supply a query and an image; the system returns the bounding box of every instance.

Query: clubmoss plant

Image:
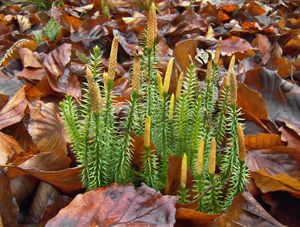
[60,3,248,214]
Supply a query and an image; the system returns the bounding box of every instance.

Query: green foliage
[60,7,248,214]
[43,18,62,42]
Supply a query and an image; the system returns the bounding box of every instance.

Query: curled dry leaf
[46,184,177,227]
[213,192,285,227]
[25,182,72,225]
[3,152,81,193]
[0,86,27,130]
[18,47,43,68]
[173,39,198,72]
[0,131,24,165]
[244,67,300,136]
[43,43,81,98]
[28,101,67,154]
[279,126,300,150]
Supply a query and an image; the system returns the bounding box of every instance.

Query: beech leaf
[46,184,177,227]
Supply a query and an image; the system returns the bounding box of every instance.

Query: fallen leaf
[262,192,300,227]
[25,182,72,225]
[213,192,285,226]
[252,170,300,196]
[0,86,27,130]
[28,101,67,154]
[247,146,300,175]
[175,208,219,226]
[8,166,82,193]
[19,48,43,68]
[43,43,81,98]
[247,146,300,195]
[173,39,198,71]
[0,171,19,227]
[0,131,24,165]
[220,36,254,59]
[46,184,177,226]
[279,126,300,150]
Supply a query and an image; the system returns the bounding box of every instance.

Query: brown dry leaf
[245,133,283,150]
[0,71,25,96]
[243,67,300,136]
[167,10,207,41]
[0,131,24,165]
[252,34,272,64]
[165,155,193,196]
[0,39,38,66]
[284,35,300,57]
[175,208,219,227]
[0,86,28,130]
[267,42,293,78]
[43,43,81,98]
[213,192,285,226]
[279,126,300,150]
[46,184,177,226]
[25,182,72,225]
[173,39,198,72]
[7,166,82,193]
[247,146,300,175]
[252,170,300,196]
[220,36,254,59]
[237,82,270,131]
[19,48,43,68]
[0,171,19,227]
[28,101,67,154]
[247,146,300,195]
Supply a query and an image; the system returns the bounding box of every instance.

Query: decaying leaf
[46,184,177,226]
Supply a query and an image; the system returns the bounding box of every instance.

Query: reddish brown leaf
[43,43,81,98]
[213,192,285,226]
[8,166,82,193]
[28,101,67,154]
[0,86,28,130]
[46,184,177,227]
[220,36,254,59]
[0,171,19,227]
[175,208,219,227]
[237,83,269,128]
[173,39,198,72]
